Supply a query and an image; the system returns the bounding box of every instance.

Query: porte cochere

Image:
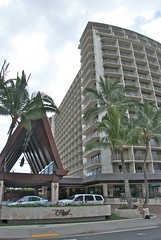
[0,117,68,204]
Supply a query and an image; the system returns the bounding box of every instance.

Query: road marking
[136,232,146,236]
[32,232,59,238]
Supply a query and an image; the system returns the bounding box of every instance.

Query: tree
[83,76,136,120]
[83,76,137,208]
[86,106,137,208]
[0,61,59,137]
[133,101,161,207]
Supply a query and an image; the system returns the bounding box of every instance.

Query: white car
[7,196,49,206]
[57,194,104,206]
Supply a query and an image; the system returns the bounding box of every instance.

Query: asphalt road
[53,227,161,240]
[7,225,160,240]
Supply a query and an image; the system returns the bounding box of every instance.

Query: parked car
[57,194,104,205]
[7,196,49,206]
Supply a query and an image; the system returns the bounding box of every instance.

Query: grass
[107,213,126,220]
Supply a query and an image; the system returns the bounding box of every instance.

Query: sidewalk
[0,216,161,239]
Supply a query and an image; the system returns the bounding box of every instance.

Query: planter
[115,208,149,219]
[1,205,111,223]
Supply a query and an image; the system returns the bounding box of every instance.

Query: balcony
[83,158,101,170]
[148,59,158,65]
[83,131,100,145]
[123,70,136,75]
[135,55,146,62]
[142,93,154,100]
[146,50,155,57]
[103,58,119,68]
[81,68,96,87]
[111,154,130,161]
[104,68,121,73]
[83,148,100,158]
[138,73,150,80]
[133,48,144,53]
[150,68,160,74]
[136,64,148,70]
[140,83,151,89]
[102,50,119,57]
[119,44,131,50]
[82,98,97,113]
[101,41,117,47]
[134,155,145,160]
[152,155,161,161]
[82,119,98,135]
[120,52,132,58]
[152,77,161,83]
[154,86,161,92]
[122,61,134,67]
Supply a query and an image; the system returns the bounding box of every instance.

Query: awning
[149,183,160,187]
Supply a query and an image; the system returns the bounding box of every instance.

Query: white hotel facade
[52,22,161,199]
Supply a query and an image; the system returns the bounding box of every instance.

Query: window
[29,197,40,202]
[85,195,94,201]
[75,196,83,201]
[95,195,103,201]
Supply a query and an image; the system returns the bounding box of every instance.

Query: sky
[0,0,161,172]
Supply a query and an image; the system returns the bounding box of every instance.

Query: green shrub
[118,204,128,209]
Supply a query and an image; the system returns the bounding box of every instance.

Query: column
[51,182,59,205]
[102,183,108,203]
[0,181,4,204]
[42,186,48,199]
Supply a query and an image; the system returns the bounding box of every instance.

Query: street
[37,226,161,240]
[0,205,161,239]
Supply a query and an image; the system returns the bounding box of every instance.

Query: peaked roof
[0,117,68,177]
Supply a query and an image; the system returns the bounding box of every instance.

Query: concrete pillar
[34,188,39,196]
[67,187,70,197]
[0,181,4,204]
[142,184,146,198]
[102,183,108,203]
[51,182,59,205]
[42,186,48,199]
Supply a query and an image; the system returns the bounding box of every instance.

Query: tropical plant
[83,76,138,208]
[133,101,161,207]
[83,76,136,120]
[0,61,59,137]
[85,106,137,208]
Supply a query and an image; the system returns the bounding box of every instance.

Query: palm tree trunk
[120,150,133,209]
[143,141,149,208]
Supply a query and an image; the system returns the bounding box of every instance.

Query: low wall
[115,208,149,219]
[1,205,111,222]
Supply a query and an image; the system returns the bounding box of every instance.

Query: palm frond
[0,106,10,115]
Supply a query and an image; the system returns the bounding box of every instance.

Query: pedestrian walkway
[0,216,161,239]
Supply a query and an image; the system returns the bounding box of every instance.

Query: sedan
[7,195,49,206]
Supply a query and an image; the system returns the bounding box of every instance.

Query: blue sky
[0,0,161,172]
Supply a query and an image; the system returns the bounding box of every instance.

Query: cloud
[0,0,11,6]
[10,32,49,72]
[140,16,161,42]
[39,41,80,106]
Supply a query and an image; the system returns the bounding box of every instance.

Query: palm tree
[83,76,136,120]
[133,101,161,207]
[86,106,137,208]
[0,61,59,137]
[83,76,137,208]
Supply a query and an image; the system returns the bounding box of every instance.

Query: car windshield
[68,195,75,200]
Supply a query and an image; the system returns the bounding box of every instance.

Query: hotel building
[53,22,161,199]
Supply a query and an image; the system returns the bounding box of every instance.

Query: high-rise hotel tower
[54,22,161,188]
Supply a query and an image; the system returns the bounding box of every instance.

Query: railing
[83,158,101,168]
